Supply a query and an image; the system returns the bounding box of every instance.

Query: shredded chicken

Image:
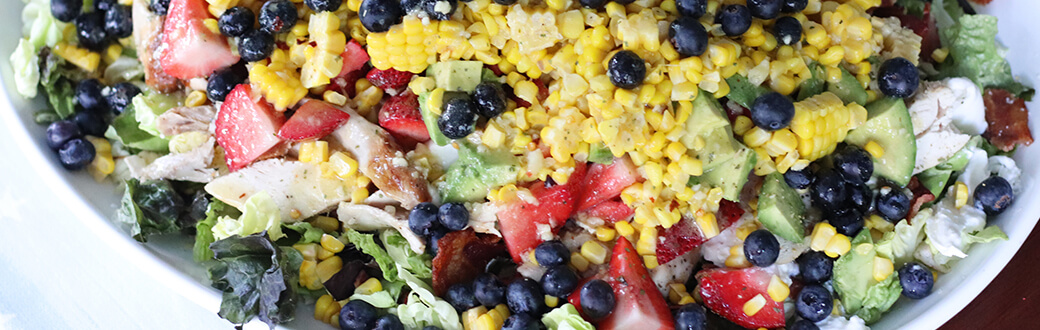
[205,159,351,222]
[156,105,217,137]
[132,0,179,92]
[128,137,218,182]
[336,203,426,253]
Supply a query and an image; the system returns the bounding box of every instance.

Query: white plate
[2,1,1038,329]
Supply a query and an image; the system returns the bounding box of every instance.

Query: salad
[10,0,1034,328]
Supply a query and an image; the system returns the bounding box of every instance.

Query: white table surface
[0,129,232,329]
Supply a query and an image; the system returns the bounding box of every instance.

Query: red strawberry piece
[577,157,639,211]
[717,199,745,228]
[215,84,286,171]
[655,215,707,265]
[366,68,414,91]
[378,92,430,144]
[581,200,634,224]
[160,0,239,80]
[431,229,508,295]
[277,99,351,141]
[340,40,369,77]
[597,237,674,330]
[697,267,785,329]
[497,164,586,263]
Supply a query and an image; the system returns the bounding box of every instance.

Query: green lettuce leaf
[132,93,183,136]
[854,274,903,324]
[542,304,595,330]
[344,229,398,282]
[118,179,185,242]
[349,289,397,308]
[283,221,325,244]
[194,200,240,262]
[380,230,432,279]
[895,0,927,18]
[938,13,1034,98]
[208,234,302,327]
[212,191,285,241]
[394,263,463,330]
[875,210,928,267]
[965,225,1008,244]
[107,109,170,153]
[833,229,901,323]
[21,0,66,48]
[11,38,40,98]
[37,49,76,119]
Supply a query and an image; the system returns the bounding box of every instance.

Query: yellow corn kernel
[810,222,837,251]
[615,220,636,239]
[637,226,658,255]
[473,313,496,330]
[316,256,343,282]
[743,294,767,316]
[734,222,757,241]
[544,295,560,309]
[295,243,318,261]
[932,48,950,63]
[861,141,885,160]
[514,80,539,104]
[733,116,754,136]
[824,233,852,258]
[643,161,664,187]
[873,256,894,282]
[53,43,100,72]
[570,252,590,272]
[743,126,772,148]
[581,241,609,265]
[678,155,703,176]
[826,66,844,84]
[696,213,720,239]
[819,46,846,67]
[955,182,970,209]
[462,306,488,330]
[351,187,369,204]
[310,216,339,233]
[320,234,345,253]
[644,255,659,269]
[103,43,122,64]
[668,283,690,304]
[767,275,790,302]
[355,277,383,295]
[595,226,617,242]
[328,152,359,179]
[725,243,751,268]
[678,295,696,305]
[185,90,207,107]
[323,90,348,106]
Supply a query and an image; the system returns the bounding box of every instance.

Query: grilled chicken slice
[128,137,218,182]
[328,107,432,209]
[132,0,180,92]
[204,159,352,222]
[156,105,217,137]
[337,203,426,253]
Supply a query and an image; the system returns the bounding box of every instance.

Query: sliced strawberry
[366,67,414,91]
[340,40,369,77]
[215,84,286,171]
[717,199,745,228]
[576,157,639,211]
[581,200,633,224]
[697,267,785,329]
[598,237,674,330]
[378,92,430,145]
[277,99,351,141]
[160,0,239,80]
[496,164,586,263]
[656,216,706,265]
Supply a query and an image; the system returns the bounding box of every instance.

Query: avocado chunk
[694,146,756,201]
[681,91,740,170]
[588,143,614,164]
[797,62,826,101]
[427,61,484,92]
[418,91,451,146]
[832,230,902,323]
[757,172,806,242]
[724,74,772,109]
[436,141,520,203]
[826,66,868,105]
[844,97,917,186]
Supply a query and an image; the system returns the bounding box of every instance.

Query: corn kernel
[615,221,636,239]
[696,213,720,239]
[932,48,950,63]
[311,216,339,232]
[824,233,852,258]
[668,283,690,304]
[864,140,885,158]
[767,275,790,302]
[316,256,343,282]
[873,256,894,282]
[743,294,767,316]
[955,182,969,209]
[678,295,696,305]
[320,234,345,253]
[581,241,609,265]
[462,306,488,330]
[810,222,837,251]
[544,295,559,308]
[644,255,659,269]
[570,252,590,272]
[596,226,617,241]
[355,277,383,295]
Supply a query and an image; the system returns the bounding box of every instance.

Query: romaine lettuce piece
[208,234,302,327]
[937,12,1033,98]
[118,178,185,242]
[11,39,39,98]
[542,304,595,330]
[875,210,928,267]
[212,191,285,241]
[194,199,239,262]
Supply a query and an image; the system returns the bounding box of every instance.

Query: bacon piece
[431,229,508,296]
[906,177,936,221]
[983,89,1034,152]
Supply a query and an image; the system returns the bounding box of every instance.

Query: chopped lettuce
[212,191,285,241]
[133,92,184,137]
[345,229,399,282]
[855,274,903,324]
[916,138,981,197]
[965,225,1009,244]
[349,289,397,308]
[11,39,40,98]
[38,50,76,119]
[118,179,185,242]
[394,263,463,330]
[194,200,240,262]
[21,0,66,48]
[895,0,927,18]
[937,12,1034,99]
[542,304,595,330]
[875,210,928,267]
[381,230,433,279]
[833,230,900,324]
[107,110,170,153]
[208,234,302,327]
[103,57,145,84]
[283,221,325,244]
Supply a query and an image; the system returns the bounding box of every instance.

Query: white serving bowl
[1,1,1037,329]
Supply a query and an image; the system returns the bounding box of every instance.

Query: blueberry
[811,169,847,212]
[676,0,707,18]
[878,57,919,98]
[534,240,570,267]
[360,0,403,33]
[427,226,450,255]
[73,111,107,137]
[795,284,832,322]
[579,0,608,9]
[716,5,752,36]
[76,79,107,113]
[607,50,646,90]
[473,82,507,118]
[833,145,873,183]
[744,229,780,267]
[434,201,467,230]
[207,68,245,102]
[446,283,479,311]
[974,176,1013,216]
[95,0,117,11]
[46,120,83,150]
[373,314,404,330]
[898,262,934,299]
[501,313,538,330]
[58,138,96,170]
[789,318,820,330]
[829,208,864,236]
[51,0,82,23]
[674,304,708,330]
[750,92,795,130]
[219,7,255,37]
[614,0,635,4]
[422,0,458,21]
[339,300,378,330]
[782,0,807,13]
[773,16,803,46]
[239,29,276,62]
[579,279,615,321]
[306,0,343,12]
[104,82,141,114]
[473,274,506,307]
[797,251,833,284]
[876,187,910,222]
[540,265,579,298]
[506,278,544,315]
[409,202,439,236]
[748,0,782,19]
[401,0,424,11]
[783,168,814,190]
[259,0,298,34]
[438,96,478,139]
[150,0,171,15]
[847,182,873,213]
[422,327,444,330]
[104,5,133,38]
[76,11,110,51]
[669,16,709,58]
